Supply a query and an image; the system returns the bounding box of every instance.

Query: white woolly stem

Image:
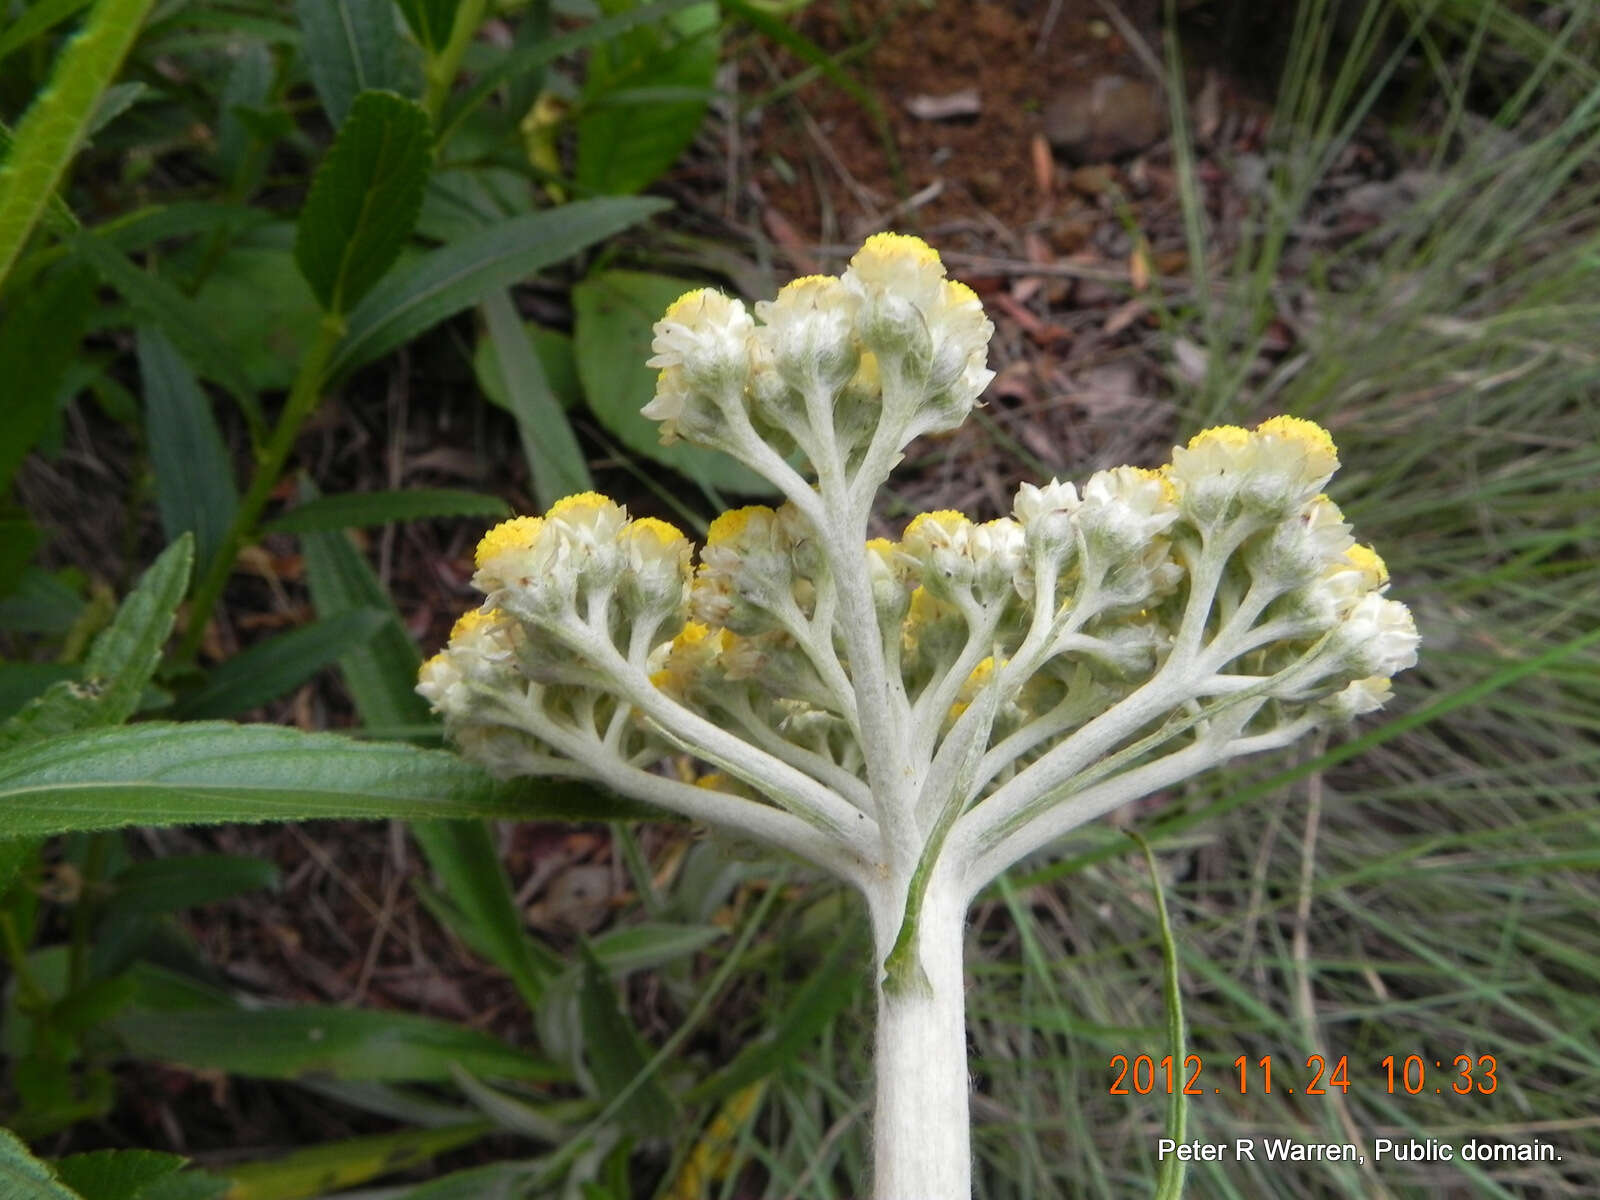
[870,874,972,1200]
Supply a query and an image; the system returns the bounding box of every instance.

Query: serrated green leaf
[298,488,430,732]
[262,488,508,535]
[114,1003,556,1083]
[481,289,591,507]
[0,666,76,720]
[295,90,433,315]
[0,262,94,493]
[573,270,775,496]
[0,1126,81,1200]
[576,0,719,195]
[0,536,192,752]
[137,328,237,576]
[0,0,158,285]
[395,0,461,53]
[0,722,656,835]
[173,609,387,719]
[218,1123,489,1200]
[53,1149,185,1200]
[294,0,408,127]
[578,941,675,1136]
[412,819,558,1010]
[326,196,670,380]
[71,231,254,402]
[108,853,278,914]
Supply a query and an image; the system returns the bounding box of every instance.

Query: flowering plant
[420,234,1417,1197]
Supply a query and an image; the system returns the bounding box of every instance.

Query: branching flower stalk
[420,235,1418,1198]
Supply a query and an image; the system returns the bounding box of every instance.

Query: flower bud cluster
[641,234,994,490]
[421,233,1416,898]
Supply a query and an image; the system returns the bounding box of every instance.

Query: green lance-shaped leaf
[577,939,677,1136]
[325,196,670,380]
[0,261,94,494]
[113,1004,557,1083]
[106,853,279,915]
[0,536,192,752]
[297,482,430,733]
[137,328,238,576]
[0,1,95,67]
[294,0,408,128]
[260,488,508,535]
[0,0,158,287]
[576,0,719,196]
[0,721,657,836]
[216,1123,488,1200]
[480,289,591,507]
[395,0,462,54]
[172,609,388,720]
[295,90,433,316]
[71,231,256,405]
[411,818,559,1011]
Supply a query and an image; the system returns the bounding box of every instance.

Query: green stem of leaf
[66,832,111,992]
[422,0,487,124]
[178,311,346,663]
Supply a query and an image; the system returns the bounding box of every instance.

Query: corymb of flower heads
[422,234,1417,1199]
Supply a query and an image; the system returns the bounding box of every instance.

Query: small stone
[1068,164,1118,196]
[1043,74,1166,163]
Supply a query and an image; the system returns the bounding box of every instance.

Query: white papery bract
[421,232,1419,1200]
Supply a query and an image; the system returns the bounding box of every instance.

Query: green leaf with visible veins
[0,0,158,286]
[295,90,433,316]
[0,536,192,752]
[0,1127,81,1199]
[326,196,670,380]
[0,722,658,835]
[114,1005,557,1083]
[138,328,238,576]
[576,0,719,196]
[294,0,408,127]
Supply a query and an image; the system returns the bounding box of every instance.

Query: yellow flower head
[1185,425,1251,453]
[449,607,498,643]
[475,516,544,570]
[1344,543,1389,589]
[706,505,775,547]
[853,232,943,272]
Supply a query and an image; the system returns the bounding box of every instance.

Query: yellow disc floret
[475,516,544,570]
[1344,544,1389,588]
[547,491,617,520]
[706,505,775,546]
[626,517,689,551]
[1186,425,1252,452]
[1256,415,1336,459]
[449,607,497,642]
[663,288,719,323]
[854,232,942,269]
